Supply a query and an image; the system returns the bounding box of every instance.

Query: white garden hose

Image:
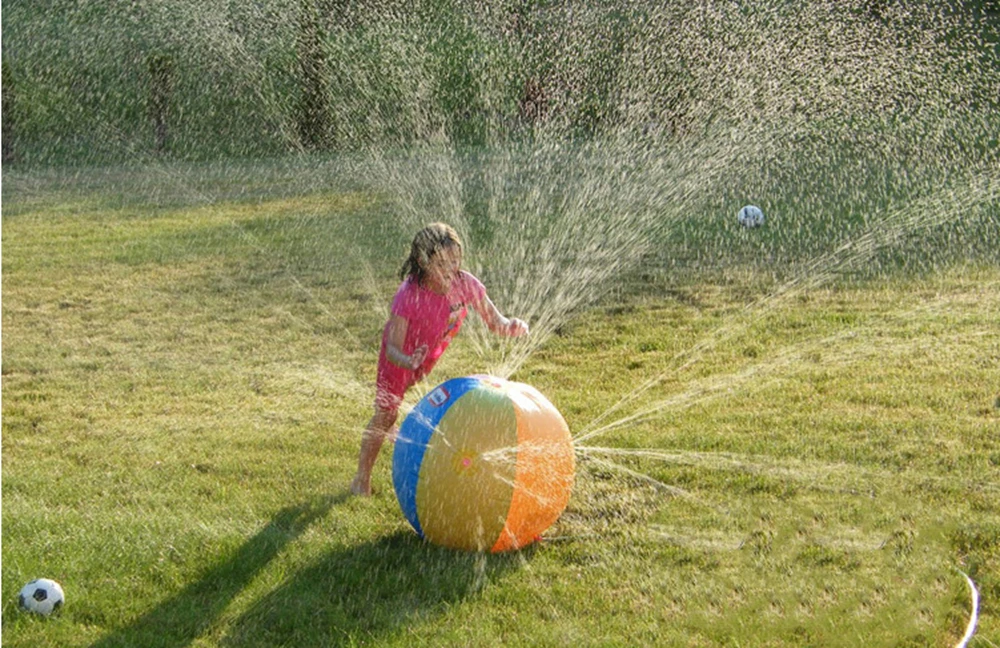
[955,570,980,648]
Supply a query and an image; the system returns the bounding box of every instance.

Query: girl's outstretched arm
[473,295,529,337]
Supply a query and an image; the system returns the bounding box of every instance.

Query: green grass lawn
[2,160,998,647]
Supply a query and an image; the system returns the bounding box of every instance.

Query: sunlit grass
[3,164,997,646]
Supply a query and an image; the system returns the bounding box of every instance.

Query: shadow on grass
[220,530,531,647]
[89,494,345,648]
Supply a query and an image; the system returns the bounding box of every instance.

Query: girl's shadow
[221,530,528,646]
[90,493,528,647]
[89,495,344,648]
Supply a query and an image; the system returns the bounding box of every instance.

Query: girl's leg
[349,405,399,496]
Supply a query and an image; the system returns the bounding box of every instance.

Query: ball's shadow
[222,526,529,646]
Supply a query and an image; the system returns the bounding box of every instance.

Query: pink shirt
[376,271,486,397]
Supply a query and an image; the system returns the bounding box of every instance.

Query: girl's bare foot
[349,476,372,497]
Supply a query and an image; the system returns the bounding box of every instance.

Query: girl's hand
[410,344,429,369]
[507,318,529,337]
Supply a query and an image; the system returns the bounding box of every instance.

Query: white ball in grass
[738,205,765,228]
[18,578,65,616]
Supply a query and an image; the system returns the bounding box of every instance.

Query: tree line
[2,0,996,165]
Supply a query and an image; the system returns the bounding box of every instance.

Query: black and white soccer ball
[737,205,765,228]
[18,578,65,616]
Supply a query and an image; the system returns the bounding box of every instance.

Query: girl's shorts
[374,356,436,412]
[375,375,409,411]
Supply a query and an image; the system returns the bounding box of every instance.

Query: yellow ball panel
[416,386,519,551]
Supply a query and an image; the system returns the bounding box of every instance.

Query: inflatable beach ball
[393,376,575,552]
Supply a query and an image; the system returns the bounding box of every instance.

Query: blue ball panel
[392,376,483,538]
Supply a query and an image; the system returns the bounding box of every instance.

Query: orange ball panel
[491,384,575,552]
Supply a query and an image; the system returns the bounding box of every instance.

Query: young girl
[349,223,529,496]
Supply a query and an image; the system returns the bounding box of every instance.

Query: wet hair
[400,222,463,284]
